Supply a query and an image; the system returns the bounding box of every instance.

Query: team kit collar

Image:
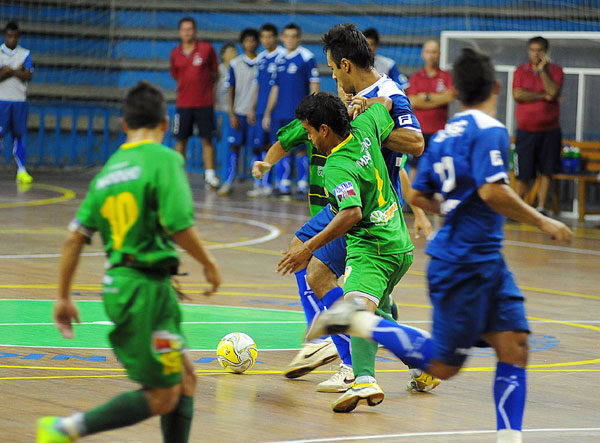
[0,43,17,56]
[356,74,389,97]
[329,134,353,155]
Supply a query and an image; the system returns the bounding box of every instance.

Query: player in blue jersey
[308,48,572,439]
[0,21,34,184]
[248,24,286,197]
[263,23,320,200]
[363,28,410,91]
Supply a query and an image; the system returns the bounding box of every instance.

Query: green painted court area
[0,300,306,350]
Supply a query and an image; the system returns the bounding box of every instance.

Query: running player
[36,81,221,442]
[307,49,572,438]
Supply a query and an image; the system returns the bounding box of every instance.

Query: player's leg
[219,114,245,195]
[196,107,219,188]
[536,128,562,214]
[12,102,33,183]
[513,129,536,199]
[173,108,192,159]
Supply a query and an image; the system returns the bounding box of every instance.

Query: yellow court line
[0,374,128,380]
[527,316,600,332]
[0,364,125,371]
[0,283,297,290]
[0,228,67,234]
[0,183,76,209]
[505,222,600,240]
[181,290,297,299]
[520,286,600,301]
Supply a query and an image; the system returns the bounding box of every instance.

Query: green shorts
[343,251,413,311]
[102,267,185,388]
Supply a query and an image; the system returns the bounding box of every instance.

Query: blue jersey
[273,46,320,121]
[254,46,285,116]
[357,75,422,196]
[413,109,510,263]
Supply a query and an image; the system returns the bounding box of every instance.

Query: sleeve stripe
[485,172,509,184]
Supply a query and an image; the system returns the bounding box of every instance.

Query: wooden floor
[1,170,599,443]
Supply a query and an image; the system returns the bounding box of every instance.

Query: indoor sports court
[0,173,598,442]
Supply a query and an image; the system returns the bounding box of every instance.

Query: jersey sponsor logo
[433,119,468,142]
[369,201,398,226]
[95,166,141,190]
[436,78,447,92]
[287,63,298,74]
[490,150,504,166]
[398,114,413,126]
[344,265,352,283]
[333,181,356,202]
[192,53,203,66]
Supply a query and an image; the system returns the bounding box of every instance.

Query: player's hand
[262,115,271,132]
[229,113,240,131]
[348,96,368,119]
[202,260,221,295]
[277,243,312,276]
[252,161,272,179]
[539,217,573,242]
[0,66,12,76]
[247,110,256,126]
[412,209,433,239]
[53,299,81,339]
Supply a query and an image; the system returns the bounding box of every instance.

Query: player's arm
[173,227,221,295]
[478,183,572,242]
[408,189,442,215]
[0,65,13,81]
[512,88,546,103]
[248,82,259,126]
[228,85,240,131]
[384,128,424,156]
[12,64,32,82]
[263,84,278,131]
[409,90,454,110]
[399,168,433,239]
[309,81,319,94]
[538,60,561,100]
[277,206,362,275]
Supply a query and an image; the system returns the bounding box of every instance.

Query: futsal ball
[216,332,258,373]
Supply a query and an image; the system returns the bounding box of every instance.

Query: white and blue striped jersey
[374,54,409,90]
[0,44,33,102]
[413,109,510,263]
[273,46,320,121]
[225,54,257,116]
[254,46,285,116]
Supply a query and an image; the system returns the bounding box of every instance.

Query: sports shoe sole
[284,353,339,379]
[332,391,384,413]
[316,380,355,393]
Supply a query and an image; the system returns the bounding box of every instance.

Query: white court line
[266,427,600,443]
[504,239,600,256]
[0,343,300,351]
[0,321,306,326]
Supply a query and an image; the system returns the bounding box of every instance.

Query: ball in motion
[216,332,258,373]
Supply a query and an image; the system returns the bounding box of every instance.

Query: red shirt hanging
[170,41,218,108]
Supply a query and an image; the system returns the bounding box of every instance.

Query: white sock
[58,412,85,438]
[205,169,215,179]
[355,375,376,384]
[497,429,522,443]
[409,368,423,378]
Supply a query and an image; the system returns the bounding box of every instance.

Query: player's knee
[428,361,460,380]
[496,332,529,367]
[182,363,198,394]
[306,259,336,298]
[146,385,181,416]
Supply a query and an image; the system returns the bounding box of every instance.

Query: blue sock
[13,137,26,171]
[295,154,309,190]
[225,150,239,184]
[331,334,352,366]
[321,287,344,308]
[277,156,292,192]
[295,269,324,327]
[494,362,526,432]
[371,318,433,369]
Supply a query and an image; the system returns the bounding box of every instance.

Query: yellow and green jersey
[75,140,195,270]
[323,103,414,256]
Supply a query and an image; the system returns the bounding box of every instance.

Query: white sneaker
[205,174,220,189]
[406,369,441,393]
[331,381,384,413]
[283,337,339,379]
[317,364,355,393]
[306,298,368,341]
[217,182,233,196]
[247,187,272,198]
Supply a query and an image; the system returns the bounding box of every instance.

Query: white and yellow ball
[216,332,258,373]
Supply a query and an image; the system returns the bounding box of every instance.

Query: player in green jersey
[37,82,221,443]
[278,92,420,412]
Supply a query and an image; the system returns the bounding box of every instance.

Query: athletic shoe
[306,298,367,342]
[37,417,72,443]
[247,187,272,198]
[205,174,220,190]
[217,182,233,196]
[407,370,441,393]
[331,381,384,413]
[283,337,339,379]
[317,363,355,393]
[16,170,33,184]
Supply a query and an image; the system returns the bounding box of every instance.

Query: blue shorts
[0,101,28,137]
[427,256,530,367]
[227,115,256,148]
[252,114,269,149]
[295,204,347,279]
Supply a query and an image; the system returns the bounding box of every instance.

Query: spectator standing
[512,36,563,214]
[214,43,238,139]
[170,17,220,188]
[218,29,259,196]
[247,23,285,197]
[263,23,320,199]
[0,21,33,184]
[363,28,409,90]
[406,40,454,181]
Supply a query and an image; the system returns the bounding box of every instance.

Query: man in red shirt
[513,36,563,214]
[406,40,454,181]
[170,17,220,188]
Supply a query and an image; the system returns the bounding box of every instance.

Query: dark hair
[260,23,278,37]
[362,28,380,45]
[322,23,374,70]
[123,82,166,130]
[239,28,259,44]
[528,36,548,51]
[220,43,236,57]
[295,92,352,139]
[452,48,496,107]
[283,23,301,36]
[4,21,18,33]
[178,16,196,30]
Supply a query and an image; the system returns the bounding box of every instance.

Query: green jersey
[75,139,195,270]
[323,103,414,256]
[277,120,328,216]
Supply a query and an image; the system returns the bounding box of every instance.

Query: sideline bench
[552,140,600,221]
